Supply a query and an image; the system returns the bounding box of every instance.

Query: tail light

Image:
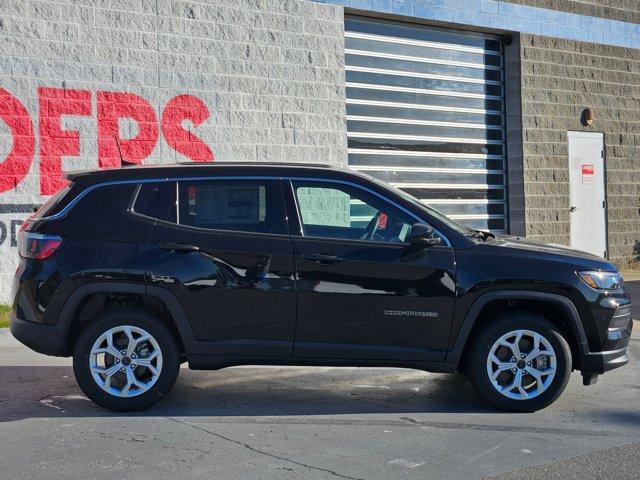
[18,231,63,260]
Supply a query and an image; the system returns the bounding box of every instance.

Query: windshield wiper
[465,229,495,241]
[464,230,484,239]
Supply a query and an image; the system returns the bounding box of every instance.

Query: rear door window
[158,179,287,235]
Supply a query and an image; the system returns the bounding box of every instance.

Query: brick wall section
[519,33,640,267]
[0,0,347,169]
[502,0,640,23]
[0,0,348,301]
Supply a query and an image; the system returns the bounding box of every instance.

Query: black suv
[10,163,632,412]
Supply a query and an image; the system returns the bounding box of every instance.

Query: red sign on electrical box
[581,164,595,184]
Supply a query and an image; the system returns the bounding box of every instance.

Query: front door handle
[302,253,344,264]
[159,242,200,253]
[569,206,579,213]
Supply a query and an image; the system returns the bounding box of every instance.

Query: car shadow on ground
[0,365,497,422]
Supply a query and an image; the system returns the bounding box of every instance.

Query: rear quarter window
[32,183,84,219]
[55,183,139,234]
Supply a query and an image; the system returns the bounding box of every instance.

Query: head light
[578,271,624,290]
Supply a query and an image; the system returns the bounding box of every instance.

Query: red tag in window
[377,212,388,229]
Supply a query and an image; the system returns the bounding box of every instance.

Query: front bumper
[581,347,630,375]
[580,304,632,375]
[10,312,69,356]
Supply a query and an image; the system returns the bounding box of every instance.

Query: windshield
[368,177,488,239]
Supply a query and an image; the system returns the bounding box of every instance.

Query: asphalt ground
[1,328,639,480]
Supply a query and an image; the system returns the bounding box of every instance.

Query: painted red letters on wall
[0,89,36,192]
[0,88,214,195]
[97,91,159,168]
[162,95,214,163]
[39,87,92,195]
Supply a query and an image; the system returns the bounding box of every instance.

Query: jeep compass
[10,163,632,411]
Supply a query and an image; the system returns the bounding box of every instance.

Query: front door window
[292,181,414,244]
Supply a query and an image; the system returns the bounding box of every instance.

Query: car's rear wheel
[73,309,180,411]
[468,312,572,412]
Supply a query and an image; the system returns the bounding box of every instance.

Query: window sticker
[196,185,262,224]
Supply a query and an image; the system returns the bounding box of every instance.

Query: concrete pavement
[1,329,639,480]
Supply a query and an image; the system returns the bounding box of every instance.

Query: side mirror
[410,223,442,247]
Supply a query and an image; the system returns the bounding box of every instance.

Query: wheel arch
[448,290,589,369]
[59,282,196,356]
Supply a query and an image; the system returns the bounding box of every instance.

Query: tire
[468,312,572,412]
[73,308,180,412]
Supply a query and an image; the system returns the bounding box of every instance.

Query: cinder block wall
[0,0,348,302]
[519,33,640,267]
[501,0,640,23]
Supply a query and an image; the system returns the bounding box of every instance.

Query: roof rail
[176,161,333,168]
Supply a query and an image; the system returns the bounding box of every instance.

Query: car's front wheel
[73,309,180,411]
[468,312,572,412]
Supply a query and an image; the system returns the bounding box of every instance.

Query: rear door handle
[159,242,200,253]
[302,253,344,264]
[569,206,579,213]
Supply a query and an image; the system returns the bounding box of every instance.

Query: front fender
[446,290,589,366]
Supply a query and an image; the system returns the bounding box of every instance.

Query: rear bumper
[9,312,69,356]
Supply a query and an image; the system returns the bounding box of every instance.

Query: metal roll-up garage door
[345,16,506,232]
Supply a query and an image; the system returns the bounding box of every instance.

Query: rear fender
[57,282,197,353]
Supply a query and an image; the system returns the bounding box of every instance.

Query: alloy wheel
[89,325,163,398]
[486,329,557,400]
